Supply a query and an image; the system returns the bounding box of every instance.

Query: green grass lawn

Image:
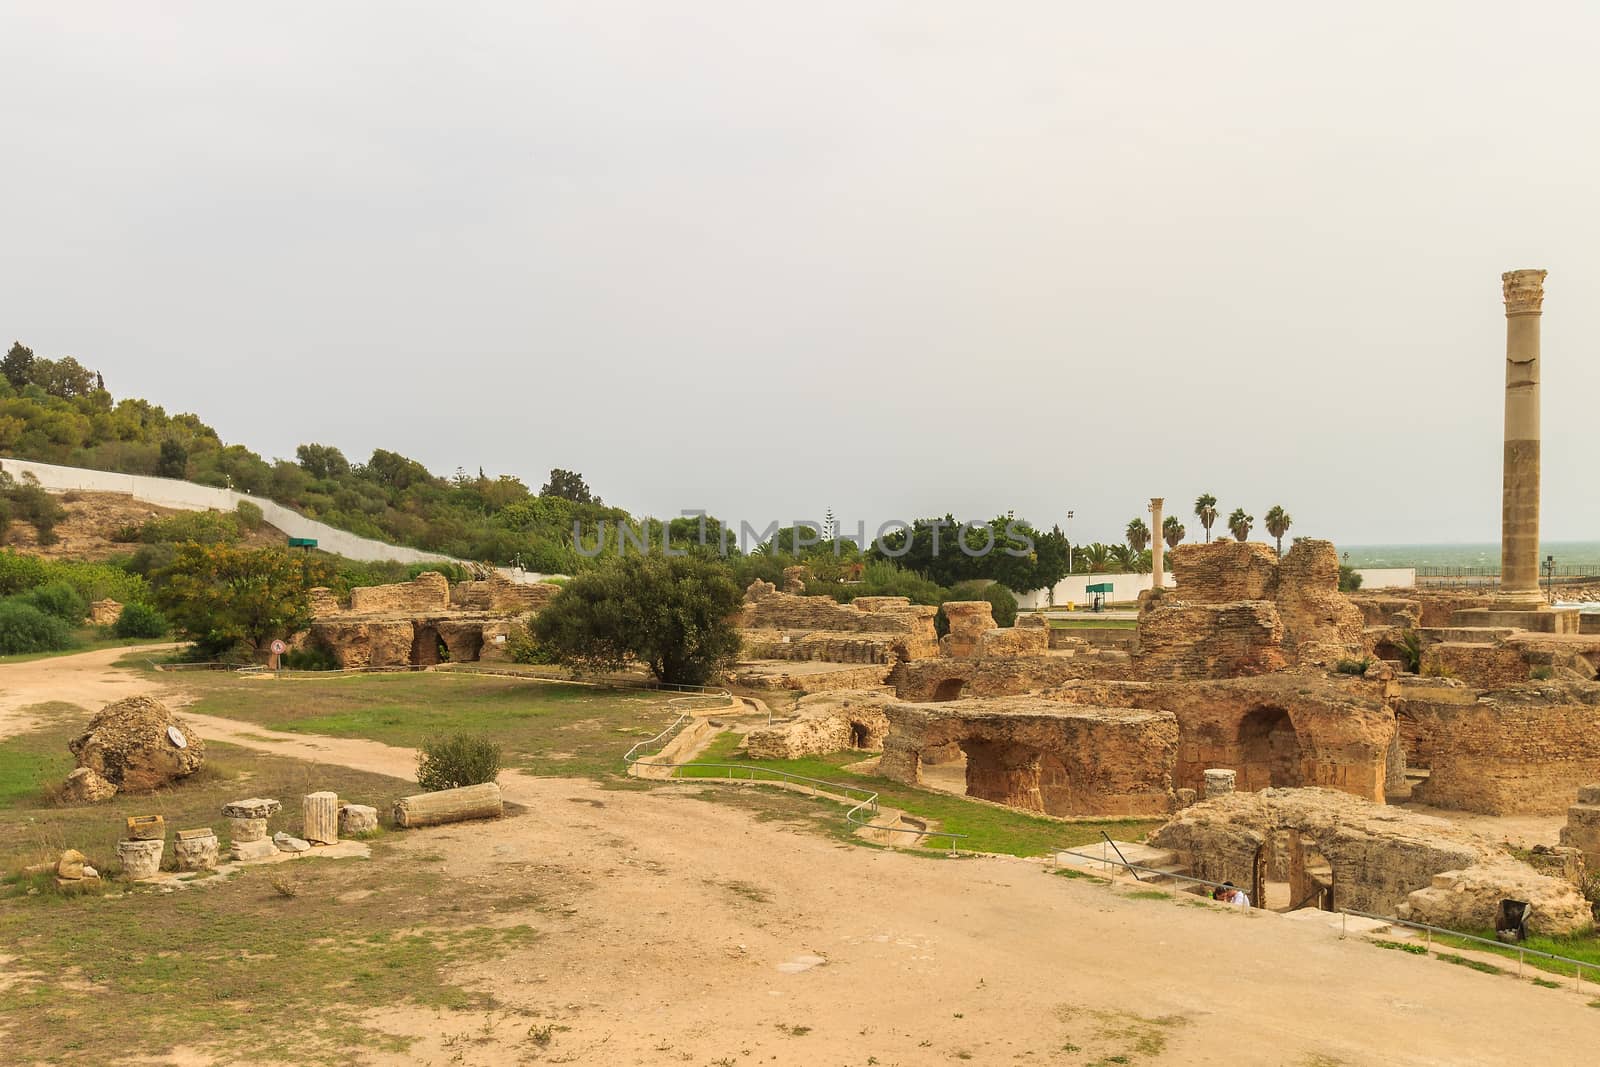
[673,733,1160,858]
[172,671,678,780]
[1426,929,1600,981]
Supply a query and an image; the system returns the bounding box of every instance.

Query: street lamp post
[1545,554,1556,604]
[1067,510,1075,574]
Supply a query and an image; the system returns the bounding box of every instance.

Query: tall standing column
[1149,497,1165,593]
[1497,269,1546,609]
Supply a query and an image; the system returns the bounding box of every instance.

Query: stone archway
[411,624,445,666]
[961,739,1045,812]
[931,678,966,702]
[850,722,871,748]
[1237,706,1301,792]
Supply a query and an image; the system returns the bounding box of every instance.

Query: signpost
[269,638,287,671]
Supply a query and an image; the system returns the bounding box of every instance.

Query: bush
[283,643,339,670]
[1338,565,1363,593]
[505,621,558,665]
[1531,665,1554,681]
[1335,657,1374,676]
[236,500,265,531]
[983,583,1019,627]
[416,733,502,791]
[113,602,169,639]
[20,580,87,624]
[0,551,46,595]
[0,599,76,654]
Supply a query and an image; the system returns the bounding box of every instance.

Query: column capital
[1502,269,1547,316]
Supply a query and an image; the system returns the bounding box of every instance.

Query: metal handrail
[624,713,966,849]
[1056,848,1595,991]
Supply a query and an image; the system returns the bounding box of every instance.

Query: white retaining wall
[0,456,463,567]
[1353,567,1416,589]
[1014,571,1176,610]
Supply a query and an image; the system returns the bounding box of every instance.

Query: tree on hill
[1194,493,1218,543]
[2,343,34,388]
[1265,505,1293,558]
[532,555,742,685]
[541,468,599,505]
[1228,508,1253,542]
[157,439,189,479]
[154,544,329,655]
[296,442,351,481]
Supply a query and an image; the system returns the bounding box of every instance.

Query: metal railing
[623,711,966,850]
[1056,847,1597,992]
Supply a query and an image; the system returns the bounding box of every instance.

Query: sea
[1341,541,1600,571]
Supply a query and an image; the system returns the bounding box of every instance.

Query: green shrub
[983,583,1018,627]
[1394,629,1424,673]
[0,599,76,654]
[415,733,502,791]
[505,621,558,665]
[1338,565,1363,593]
[20,581,87,624]
[0,551,46,595]
[1335,657,1374,675]
[283,643,339,670]
[112,602,169,639]
[236,500,265,531]
[1531,665,1554,681]
[134,510,244,545]
[40,557,152,606]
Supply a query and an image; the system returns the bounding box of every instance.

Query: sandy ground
[0,643,178,738]
[7,651,1599,1065]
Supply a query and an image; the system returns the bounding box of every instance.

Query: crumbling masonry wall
[878,697,1177,817]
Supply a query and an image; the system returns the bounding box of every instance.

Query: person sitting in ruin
[1220,881,1250,908]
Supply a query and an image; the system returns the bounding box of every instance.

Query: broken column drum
[302,791,339,845]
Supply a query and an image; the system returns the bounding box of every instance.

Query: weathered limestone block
[975,623,1049,658]
[1559,784,1600,866]
[173,829,219,872]
[307,587,342,617]
[746,716,849,760]
[338,803,379,836]
[59,766,117,803]
[222,798,282,820]
[68,696,205,792]
[231,839,278,862]
[782,566,809,594]
[274,832,311,853]
[125,815,164,841]
[1402,858,1593,935]
[739,585,939,660]
[1169,541,1280,602]
[56,849,89,879]
[348,571,450,614]
[1276,539,1366,663]
[302,791,339,845]
[1421,643,1531,689]
[853,596,914,613]
[88,598,123,625]
[393,783,503,828]
[116,838,164,880]
[450,576,560,613]
[310,618,416,668]
[1203,769,1236,798]
[939,602,995,659]
[1135,601,1287,679]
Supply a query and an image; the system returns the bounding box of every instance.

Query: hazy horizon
[4,3,1598,547]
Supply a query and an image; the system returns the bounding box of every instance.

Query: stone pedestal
[125,815,165,841]
[302,792,339,845]
[116,838,164,880]
[1203,768,1237,799]
[1559,784,1600,866]
[173,829,219,872]
[228,817,269,843]
[338,804,379,836]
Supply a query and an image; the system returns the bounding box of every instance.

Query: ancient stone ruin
[303,570,562,669]
[62,695,205,801]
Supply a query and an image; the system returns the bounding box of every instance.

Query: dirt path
[0,644,180,738]
[152,711,1600,1067]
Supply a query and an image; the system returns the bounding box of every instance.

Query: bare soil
[3,649,1597,1065]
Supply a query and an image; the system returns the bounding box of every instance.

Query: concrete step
[1282,908,1392,934]
[1059,841,1179,877]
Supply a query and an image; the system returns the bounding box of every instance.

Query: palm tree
[1228,508,1253,542]
[1079,542,1112,573]
[1264,505,1292,558]
[1194,493,1218,543]
[1162,515,1186,550]
[1125,517,1150,554]
[1108,544,1138,572]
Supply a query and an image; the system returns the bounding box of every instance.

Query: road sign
[270,639,287,655]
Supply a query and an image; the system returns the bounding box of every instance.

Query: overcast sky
[3,3,1597,547]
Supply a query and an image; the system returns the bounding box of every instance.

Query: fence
[1056,847,1596,992]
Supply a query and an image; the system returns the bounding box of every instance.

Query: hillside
[0,341,630,572]
[2,491,287,562]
